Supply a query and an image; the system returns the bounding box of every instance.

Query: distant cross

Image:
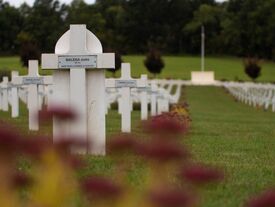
[10,71,19,118]
[0,77,9,111]
[106,63,147,132]
[14,60,52,131]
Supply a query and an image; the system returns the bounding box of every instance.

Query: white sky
[4,0,227,7]
[6,0,226,7]
[5,0,96,7]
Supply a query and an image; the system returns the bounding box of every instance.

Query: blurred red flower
[246,189,275,207]
[149,188,193,207]
[137,140,189,162]
[144,114,186,135]
[179,164,224,185]
[81,176,122,200]
[0,127,22,155]
[108,133,139,155]
[39,106,77,121]
[12,171,33,189]
[20,136,51,158]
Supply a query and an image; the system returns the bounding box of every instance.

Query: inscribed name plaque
[58,55,97,68]
[115,80,137,88]
[23,77,44,85]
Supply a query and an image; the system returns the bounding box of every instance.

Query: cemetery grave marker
[42,24,115,155]
[11,71,19,118]
[106,63,147,132]
[1,77,9,112]
[14,60,52,131]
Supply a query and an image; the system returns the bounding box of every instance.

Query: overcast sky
[7,0,95,7]
[7,0,227,7]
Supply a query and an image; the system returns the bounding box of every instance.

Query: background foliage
[1,0,275,60]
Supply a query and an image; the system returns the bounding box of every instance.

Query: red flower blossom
[0,127,22,155]
[144,114,186,135]
[81,176,122,200]
[108,133,139,155]
[137,140,189,162]
[66,155,86,169]
[179,164,224,185]
[246,189,275,207]
[20,136,51,157]
[39,105,76,121]
[149,189,193,207]
[12,172,33,188]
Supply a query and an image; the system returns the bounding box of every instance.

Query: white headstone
[14,60,52,131]
[1,77,9,112]
[11,71,19,118]
[106,63,147,132]
[42,24,115,155]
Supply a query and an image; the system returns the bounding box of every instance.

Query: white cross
[140,75,148,120]
[10,71,19,118]
[106,63,147,133]
[0,77,9,112]
[14,60,52,131]
[41,24,115,155]
[150,80,158,116]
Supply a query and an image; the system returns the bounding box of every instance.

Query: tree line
[0,0,275,61]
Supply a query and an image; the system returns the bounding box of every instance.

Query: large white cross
[14,60,52,131]
[42,24,114,155]
[106,63,147,133]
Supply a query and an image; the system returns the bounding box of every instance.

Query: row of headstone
[0,60,53,130]
[0,24,183,156]
[0,59,183,137]
[223,82,275,111]
[105,63,183,133]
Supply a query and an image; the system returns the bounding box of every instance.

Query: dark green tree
[66,0,106,40]
[0,1,23,54]
[184,4,225,54]
[23,0,67,53]
[144,48,165,78]
[244,58,261,81]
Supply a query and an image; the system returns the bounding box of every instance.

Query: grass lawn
[1,55,275,206]
[1,56,275,81]
[0,86,275,206]
[185,86,275,207]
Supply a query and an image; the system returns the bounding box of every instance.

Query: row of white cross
[0,60,183,126]
[0,60,182,155]
[0,24,186,155]
[223,82,275,111]
[5,24,274,156]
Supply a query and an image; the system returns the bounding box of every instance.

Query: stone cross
[1,77,9,112]
[106,63,147,133]
[11,71,19,118]
[140,75,148,120]
[14,60,52,131]
[150,80,158,116]
[42,24,114,155]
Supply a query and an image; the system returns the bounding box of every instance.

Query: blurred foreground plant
[0,103,225,207]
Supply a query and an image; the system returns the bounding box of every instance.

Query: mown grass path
[185,86,275,207]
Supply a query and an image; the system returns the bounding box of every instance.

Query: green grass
[1,86,275,206]
[185,86,275,207]
[123,55,275,82]
[1,55,275,206]
[1,56,275,81]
